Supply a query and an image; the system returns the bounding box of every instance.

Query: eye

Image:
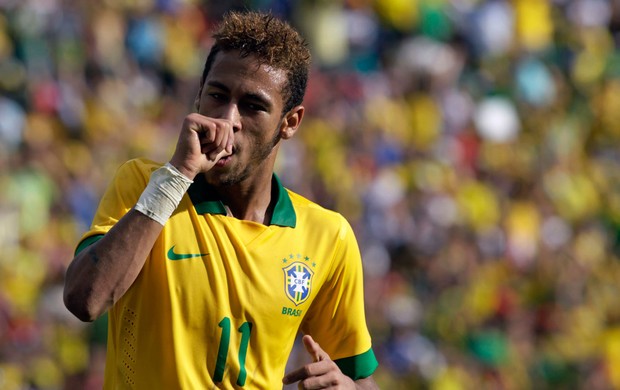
[244,101,267,112]
[248,103,263,111]
[208,92,226,101]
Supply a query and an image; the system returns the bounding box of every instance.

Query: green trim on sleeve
[334,348,378,380]
[75,234,104,256]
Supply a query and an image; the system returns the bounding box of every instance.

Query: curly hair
[198,11,311,115]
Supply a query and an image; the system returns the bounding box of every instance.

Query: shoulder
[113,158,163,183]
[103,158,164,198]
[286,190,355,240]
[117,157,163,176]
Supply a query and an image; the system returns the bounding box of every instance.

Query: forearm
[355,376,379,390]
[63,209,163,322]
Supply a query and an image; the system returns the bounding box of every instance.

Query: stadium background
[2,0,620,389]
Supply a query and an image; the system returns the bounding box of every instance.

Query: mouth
[215,148,235,167]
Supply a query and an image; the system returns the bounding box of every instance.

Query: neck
[217,175,276,225]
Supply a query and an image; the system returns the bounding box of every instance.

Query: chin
[206,170,246,187]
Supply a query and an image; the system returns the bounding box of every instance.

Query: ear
[279,105,305,140]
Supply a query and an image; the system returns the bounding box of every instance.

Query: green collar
[187,174,296,227]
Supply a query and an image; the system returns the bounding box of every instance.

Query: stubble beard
[211,125,282,187]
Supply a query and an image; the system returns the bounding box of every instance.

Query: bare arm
[63,113,234,322]
[354,377,380,390]
[63,209,163,322]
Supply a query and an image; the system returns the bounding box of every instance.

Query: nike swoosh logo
[167,245,209,261]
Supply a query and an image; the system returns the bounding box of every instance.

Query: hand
[283,335,357,389]
[169,113,234,179]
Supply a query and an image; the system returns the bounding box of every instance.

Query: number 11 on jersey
[213,317,253,386]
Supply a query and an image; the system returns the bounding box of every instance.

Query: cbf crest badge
[283,262,314,306]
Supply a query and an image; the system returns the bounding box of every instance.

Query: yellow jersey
[76,158,378,389]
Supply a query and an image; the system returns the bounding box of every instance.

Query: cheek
[244,118,281,140]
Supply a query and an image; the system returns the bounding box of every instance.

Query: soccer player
[63,11,379,389]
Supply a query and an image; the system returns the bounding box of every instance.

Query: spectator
[2,1,620,388]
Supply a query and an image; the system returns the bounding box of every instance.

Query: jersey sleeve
[300,216,378,380]
[75,159,158,254]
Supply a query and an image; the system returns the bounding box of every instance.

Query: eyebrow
[206,80,273,109]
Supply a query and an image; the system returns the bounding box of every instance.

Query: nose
[222,104,241,132]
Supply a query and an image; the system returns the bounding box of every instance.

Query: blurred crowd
[2,0,620,389]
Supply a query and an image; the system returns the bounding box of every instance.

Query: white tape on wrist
[134,163,193,226]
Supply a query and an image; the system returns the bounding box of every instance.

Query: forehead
[206,50,288,97]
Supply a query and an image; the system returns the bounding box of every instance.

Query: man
[64,11,378,389]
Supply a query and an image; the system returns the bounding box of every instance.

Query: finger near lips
[197,124,234,159]
[198,128,215,145]
[205,146,227,161]
[200,137,227,160]
[206,148,220,161]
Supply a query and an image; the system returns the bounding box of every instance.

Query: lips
[215,149,235,167]
[215,157,229,167]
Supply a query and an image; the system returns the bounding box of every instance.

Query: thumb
[302,335,328,362]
